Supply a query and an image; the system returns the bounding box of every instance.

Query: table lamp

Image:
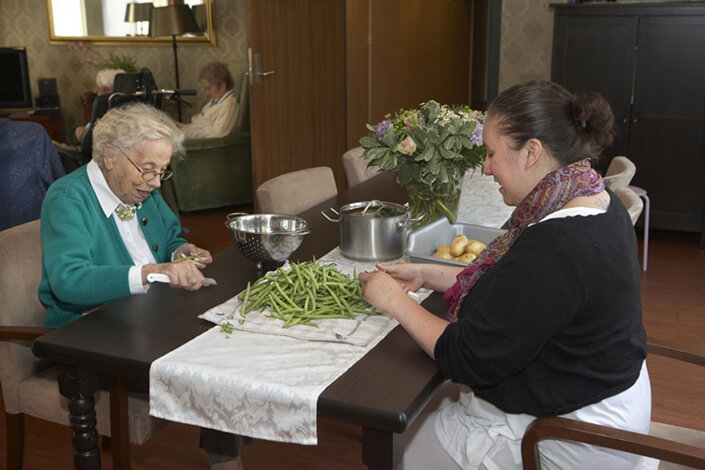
[150,3,200,121]
[124,2,153,36]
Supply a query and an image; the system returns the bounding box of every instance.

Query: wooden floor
[2,205,704,470]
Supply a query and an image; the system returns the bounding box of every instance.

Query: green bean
[235,260,376,328]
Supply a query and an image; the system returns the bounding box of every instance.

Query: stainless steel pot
[322,200,409,261]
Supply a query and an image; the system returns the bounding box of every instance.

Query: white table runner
[149,247,432,445]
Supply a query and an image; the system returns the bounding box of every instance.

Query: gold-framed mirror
[46,0,215,46]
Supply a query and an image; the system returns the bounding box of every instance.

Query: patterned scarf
[443,158,604,321]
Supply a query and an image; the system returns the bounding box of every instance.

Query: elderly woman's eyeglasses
[124,155,173,182]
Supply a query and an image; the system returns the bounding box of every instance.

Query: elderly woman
[39,102,248,469]
[359,81,654,469]
[180,61,239,138]
[40,102,212,326]
[75,68,125,144]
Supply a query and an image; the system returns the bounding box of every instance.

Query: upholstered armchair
[165,72,253,212]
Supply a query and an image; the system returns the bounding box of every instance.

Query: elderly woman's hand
[143,261,207,291]
[173,243,213,269]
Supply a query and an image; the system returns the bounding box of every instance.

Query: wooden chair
[341,146,382,188]
[256,166,338,215]
[521,340,705,470]
[0,220,163,469]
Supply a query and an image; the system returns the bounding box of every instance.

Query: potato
[436,244,452,254]
[450,239,467,257]
[464,240,487,255]
[433,250,453,260]
[452,234,468,245]
[457,252,477,264]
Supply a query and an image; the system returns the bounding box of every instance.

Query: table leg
[109,376,131,470]
[57,364,101,470]
[362,427,403,470]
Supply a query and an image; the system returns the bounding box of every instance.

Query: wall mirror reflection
[47,0,215,46]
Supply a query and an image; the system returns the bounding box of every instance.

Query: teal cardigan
[39,165,186,327]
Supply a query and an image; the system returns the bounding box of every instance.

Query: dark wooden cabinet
[552,3,705,245]
[8,111,65,142]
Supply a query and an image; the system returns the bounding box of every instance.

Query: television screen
[0,47,32,109]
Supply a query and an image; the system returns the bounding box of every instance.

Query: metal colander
[225,213,310,269]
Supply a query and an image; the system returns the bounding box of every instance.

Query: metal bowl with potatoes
[225,212,310,269]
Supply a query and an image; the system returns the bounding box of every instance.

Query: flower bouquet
[359,100,486,226]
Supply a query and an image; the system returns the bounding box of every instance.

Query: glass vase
[406,182,461,229]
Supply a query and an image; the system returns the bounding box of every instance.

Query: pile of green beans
[237,260,379,328]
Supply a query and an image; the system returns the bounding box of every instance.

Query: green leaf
[359,136,379,148]
[366,123,377,132]
[365,146,387,162]
[439,164,449,184]
[438,146,456,159]
[443,136,455,150]
[397,164,415,185]
[416,145,434,162]
[382,128,398,147]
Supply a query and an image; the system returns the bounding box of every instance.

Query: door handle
[254,53,275,84]
[247,48,253,87]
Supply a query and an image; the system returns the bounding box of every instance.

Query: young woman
[359,81,655,469]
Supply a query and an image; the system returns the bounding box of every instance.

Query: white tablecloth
[149,248,432,445]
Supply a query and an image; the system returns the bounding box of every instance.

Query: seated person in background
[75,68,125,144]
[0,118,65,231]
[359,80,654,470]
[39,102,213,328]
[39,102,249,469]
[179,61,239,138]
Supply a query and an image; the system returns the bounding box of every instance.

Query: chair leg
[6,412,25,470]
[642,193,650,272]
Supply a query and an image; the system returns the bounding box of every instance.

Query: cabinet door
[551,15,638,172]
[629,15,705,232]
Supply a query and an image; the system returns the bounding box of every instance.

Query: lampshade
[150,5,200,37]
[191,5,207,33]
[124,2,153,23]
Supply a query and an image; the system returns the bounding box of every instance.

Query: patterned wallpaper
[0,0,248,141]
[499,0,555,91]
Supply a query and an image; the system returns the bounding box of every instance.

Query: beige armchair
[612,185,644,226]
[341,146,383,188]
[256,166,338,214]
[521,340,705,469]
[603,155,637,189]
[0,220,162,469]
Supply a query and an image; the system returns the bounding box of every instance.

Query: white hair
[92,102,184,166]
[96,68,125,92]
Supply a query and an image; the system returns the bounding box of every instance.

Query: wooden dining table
[32,172,448,470]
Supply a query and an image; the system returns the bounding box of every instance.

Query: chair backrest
[0,220,45,327]
[612,185,644,225]
[342,146,382,188]
[233,71,250,132]
[603,156,636,190]
[256,166,338,215]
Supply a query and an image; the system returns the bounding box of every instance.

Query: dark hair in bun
[487,80,615,165]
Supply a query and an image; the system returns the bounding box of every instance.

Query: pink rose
[397,136,417,155]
